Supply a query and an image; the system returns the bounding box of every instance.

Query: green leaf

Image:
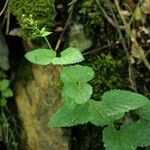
[25,49,56,65]
[60,65,94,83]
[62,83,93,104]
[48,102,90,127]
[101,90,149,116]
[41,31,52,37]
[62,97,77,109]
[103,120,150,150]
[52,47,84,65]
[135,6,142,21]
[0,79,9,91]
[136,101,150,121]
[48,99,124,128]
[134,120,150,147]
[0,98,7,107]
[103,125,136,150]
[2,88,13,98]
[40,27,52,37]
[89,100,124,126]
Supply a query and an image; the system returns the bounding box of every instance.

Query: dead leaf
[141,0,150,14]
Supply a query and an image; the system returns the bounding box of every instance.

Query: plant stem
[43,36,52,50]
[105,0,137,91]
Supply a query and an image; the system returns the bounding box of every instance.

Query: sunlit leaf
[25,49,56,65]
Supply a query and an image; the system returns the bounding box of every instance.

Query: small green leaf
[25,49,56,65]
[52,47,84,65]
[135,6,142,21]
[0,79,9,91]
[48,102,90,127]
[61,65,94,83]
[40,27,52,37]
[0,98,7,107]
[101,90,149,116]
[41,31,52,37]
[62,83,93,104]
[2,88,13,98]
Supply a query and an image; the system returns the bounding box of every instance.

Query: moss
[79,0,104,27]
[8,0,55,39]
[84,53,127,100]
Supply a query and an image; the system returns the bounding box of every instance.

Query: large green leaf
[60,65,94,83]
[101,90,149,116]
[62,96,79,110]
[48,90,149,130]
[48,99,124,128]
[103,125,136,150]
[52,47,84,65]
[103,120,150,150]
[136,101,150,121]
[48,102,90,127]
[134,120,150,147]
[62,83,93,104]
[25,49,56,65]
[89,100,124,126]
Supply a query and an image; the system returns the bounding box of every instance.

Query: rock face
[15,65,70,150]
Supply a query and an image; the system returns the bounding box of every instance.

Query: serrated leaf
[48,102,90,127]
[89,100,124,126]
[134,120,150,147]
[103,120,150,150]
[25,49,56,65]
[60,65,94,83]
[101,90,149,116]
[52,47,84,65]
[0,79,9,91]
[103,125,136,150]
[136,101,150,121]
[62,83,93,104]
[62,97,77,109]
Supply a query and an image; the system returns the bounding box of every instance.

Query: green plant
[0,71,18,150]
[25,27,150,150]
[8,0,55,39]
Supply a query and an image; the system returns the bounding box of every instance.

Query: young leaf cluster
[25,47,84,65]
[25,27,150,150]
[0,79,13,107]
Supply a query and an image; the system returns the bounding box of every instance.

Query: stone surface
[15,65,70,150]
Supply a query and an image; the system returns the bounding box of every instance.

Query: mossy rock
[8,0,55,39]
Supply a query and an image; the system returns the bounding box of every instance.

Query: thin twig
[95,0,124,30]
[105,0,137,91]
[55,0,77,51]
[83,42,119,56]
[114,0,150,72]
[6,8,10,34]
[0,0,8,16]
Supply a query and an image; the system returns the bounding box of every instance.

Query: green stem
[36,27,52,50]
[43,36,52,50]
